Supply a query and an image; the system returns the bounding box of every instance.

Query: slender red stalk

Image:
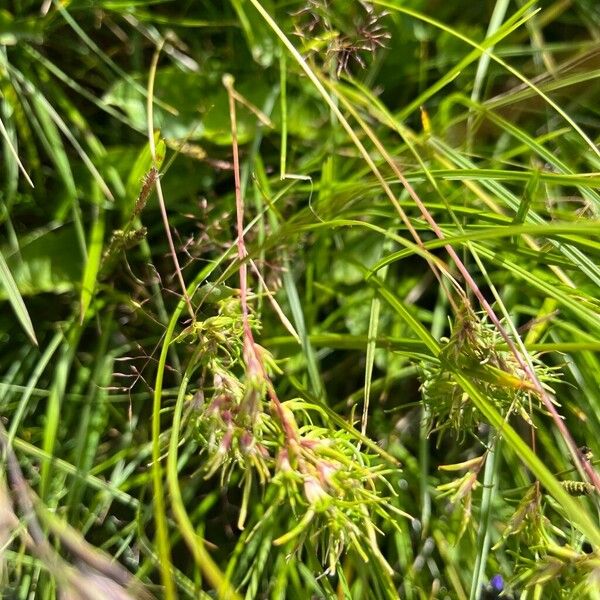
[224,75,298,444]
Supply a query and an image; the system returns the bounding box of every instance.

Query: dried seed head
[134,167,158,218]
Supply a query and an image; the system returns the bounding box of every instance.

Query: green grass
[1,1,600,599]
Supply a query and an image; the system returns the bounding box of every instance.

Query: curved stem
[166,361,241,600]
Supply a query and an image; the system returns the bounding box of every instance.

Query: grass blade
[0,250,37,345]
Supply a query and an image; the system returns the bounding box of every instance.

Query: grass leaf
[0,250,37,345]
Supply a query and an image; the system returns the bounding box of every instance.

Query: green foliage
[1,1,600,599]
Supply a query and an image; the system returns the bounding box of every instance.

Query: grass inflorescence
[1,1,600,599]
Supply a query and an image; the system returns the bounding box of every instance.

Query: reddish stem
[224,75,298,446]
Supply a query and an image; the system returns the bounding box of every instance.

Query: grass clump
[1,1,600,599]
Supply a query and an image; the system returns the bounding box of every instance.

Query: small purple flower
[490,574,504,591]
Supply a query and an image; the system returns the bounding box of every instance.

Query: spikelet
[561,480,595,496]
[134,167,158,218]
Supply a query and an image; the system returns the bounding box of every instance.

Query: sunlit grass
[1,1,600,599]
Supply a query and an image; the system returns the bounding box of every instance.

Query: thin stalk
[147,42,194,321]
[167,361,242,600]
[223,73,297,443]
[147,42,179,600]
[469,440,501,600]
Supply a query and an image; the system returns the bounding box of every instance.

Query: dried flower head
[292,0,390,77]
